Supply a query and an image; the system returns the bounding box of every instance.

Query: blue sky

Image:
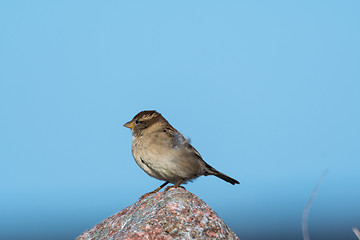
[1,1,359,239]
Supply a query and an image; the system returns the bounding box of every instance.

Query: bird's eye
[135,120,139,124]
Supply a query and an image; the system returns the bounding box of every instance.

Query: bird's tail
[204,162,240,185]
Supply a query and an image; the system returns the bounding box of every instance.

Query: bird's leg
[139,181,169,199]
[164,179,185,191]
[154,181,170,192]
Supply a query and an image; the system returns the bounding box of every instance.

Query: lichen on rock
[76,188,239,240]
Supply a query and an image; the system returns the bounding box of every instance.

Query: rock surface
[76,188,239,240]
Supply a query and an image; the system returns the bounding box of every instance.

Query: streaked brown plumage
[124,110,239,194]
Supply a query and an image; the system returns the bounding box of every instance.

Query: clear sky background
[1,1,359,240]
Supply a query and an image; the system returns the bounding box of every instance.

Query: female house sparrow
[124,110,239,194]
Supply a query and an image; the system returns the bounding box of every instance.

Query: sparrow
[124,110,239,195]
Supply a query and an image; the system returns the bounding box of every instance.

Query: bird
[124,110,239,196]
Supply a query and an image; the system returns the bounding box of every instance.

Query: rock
[76,188,239,240]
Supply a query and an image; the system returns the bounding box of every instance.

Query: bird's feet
[139,181,170,200]
[164,179,185,192]
[139,191,157,200]
[164,185,186,192]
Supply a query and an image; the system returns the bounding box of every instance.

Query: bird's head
[124,110,166,136]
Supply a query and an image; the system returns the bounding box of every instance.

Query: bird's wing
[163,126,203,159]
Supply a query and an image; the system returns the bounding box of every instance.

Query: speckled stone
[76,188,239,240]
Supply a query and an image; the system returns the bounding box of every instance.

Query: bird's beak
[123,121,135,129]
